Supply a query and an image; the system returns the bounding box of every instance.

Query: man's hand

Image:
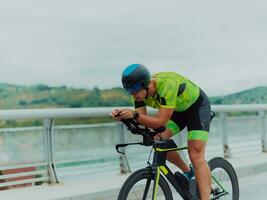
[110,109,121,118]
[110,109,135,121]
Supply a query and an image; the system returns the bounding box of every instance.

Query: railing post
[118,123,131,173]
[259,111,267,152]
[44,118,58,184]
[219,112,232,158]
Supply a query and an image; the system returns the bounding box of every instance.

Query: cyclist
[111,63,211,200]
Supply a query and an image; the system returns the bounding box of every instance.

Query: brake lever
[115,144,128,154]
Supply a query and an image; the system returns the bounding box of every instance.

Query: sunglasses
[126,83,144,94]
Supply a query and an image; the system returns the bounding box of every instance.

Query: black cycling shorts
[166,89,211,141]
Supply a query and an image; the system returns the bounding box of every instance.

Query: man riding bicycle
[111,63,211,200]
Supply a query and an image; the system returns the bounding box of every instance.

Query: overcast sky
[0,0,266,96]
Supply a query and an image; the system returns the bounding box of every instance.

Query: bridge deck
[0,152,267,200]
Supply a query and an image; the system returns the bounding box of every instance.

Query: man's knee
[189,150,205,166]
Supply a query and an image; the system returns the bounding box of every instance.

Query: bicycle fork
[140,166,160,200]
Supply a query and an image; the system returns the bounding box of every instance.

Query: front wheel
[209,157,239,200]
[117,168,173,200]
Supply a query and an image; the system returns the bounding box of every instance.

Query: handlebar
[121,118,165,138]
[115,118,166,154]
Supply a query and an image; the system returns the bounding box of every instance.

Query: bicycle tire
[117,168,173,200]
[208,157,239,200]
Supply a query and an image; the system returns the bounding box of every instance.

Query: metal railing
[0,105,266,188]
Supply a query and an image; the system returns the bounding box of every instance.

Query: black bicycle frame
[149,141,194,200]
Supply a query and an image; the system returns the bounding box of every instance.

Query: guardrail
[0,105,266,188]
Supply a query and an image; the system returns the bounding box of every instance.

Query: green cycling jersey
[133,72,200,112]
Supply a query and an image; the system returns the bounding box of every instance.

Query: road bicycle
[115,112,239,200]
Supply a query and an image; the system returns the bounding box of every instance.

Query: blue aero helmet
[122,64,151,94]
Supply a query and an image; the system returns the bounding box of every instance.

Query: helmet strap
[144,87,149,99]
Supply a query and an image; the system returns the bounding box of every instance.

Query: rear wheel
[117,168,173,200]
[208,157,239,200]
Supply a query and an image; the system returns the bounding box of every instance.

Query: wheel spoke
[209,157,239,200]
[118,170,173,200]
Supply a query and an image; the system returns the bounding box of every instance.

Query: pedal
[211,188,220,195]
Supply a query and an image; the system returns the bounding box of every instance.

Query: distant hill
[210,86,267,104]
[0,83,131,109]
[0,83,266,110]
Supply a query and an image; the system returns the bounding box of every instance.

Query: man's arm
[112,107,173,129]
[110,106,147,121]
[135,106,147,115]
[136,107,173,129]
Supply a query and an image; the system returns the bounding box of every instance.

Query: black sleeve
[134,100,146,108]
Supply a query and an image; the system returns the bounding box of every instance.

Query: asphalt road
[239,171,267,200]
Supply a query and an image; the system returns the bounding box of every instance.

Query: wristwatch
[133,111,139,120]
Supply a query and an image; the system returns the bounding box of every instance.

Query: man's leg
[188,139,211,200]
[166,151,190,172]
[155,128,190,172]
